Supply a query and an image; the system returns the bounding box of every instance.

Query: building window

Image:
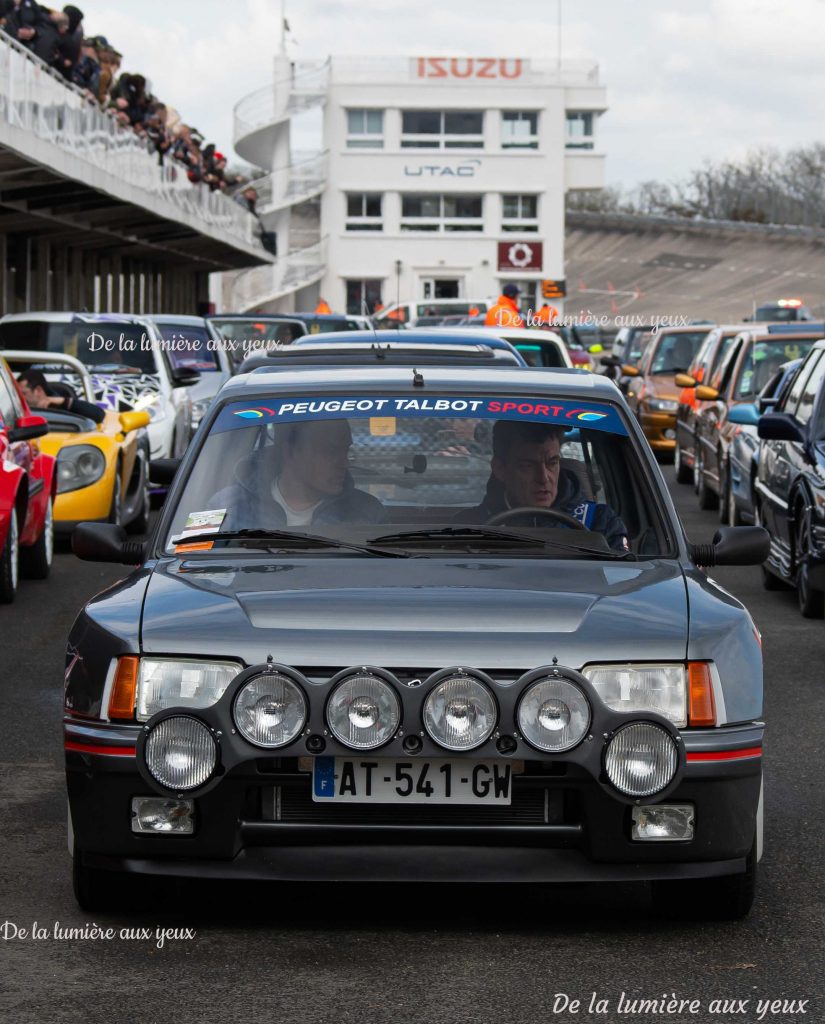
[401,110,484,149]
[501,194,539,232]
[501,111,538,149]
[346,192,383,231]
[566,111,595,150]
[346,109,384,149]
[400,193,483,232]
[345,279,383,315]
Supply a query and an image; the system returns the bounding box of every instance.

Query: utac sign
[414,57,526,80]
[498,241,543,271]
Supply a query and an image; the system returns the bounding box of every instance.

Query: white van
[374,299,490,328]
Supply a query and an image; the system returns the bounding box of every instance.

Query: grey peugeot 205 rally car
[65,365,769,917]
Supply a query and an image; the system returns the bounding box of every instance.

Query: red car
[0,357,56,602]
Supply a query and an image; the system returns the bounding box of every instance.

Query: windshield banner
[213,396,628,435]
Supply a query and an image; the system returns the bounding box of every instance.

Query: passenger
[17,368,105,424]
[211,418,385,530]
[455,420,629,551]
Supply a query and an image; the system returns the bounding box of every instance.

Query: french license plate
[312,757,512,804]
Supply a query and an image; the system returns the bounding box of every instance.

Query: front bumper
[640,411,678,452]
[66,719,763,884]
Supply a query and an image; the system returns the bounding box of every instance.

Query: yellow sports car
[3,352,151,535]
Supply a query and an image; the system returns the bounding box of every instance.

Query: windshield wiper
[368,526,636,560]
[171,528,412,558]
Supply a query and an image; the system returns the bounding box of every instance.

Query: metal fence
[0,31,267,254]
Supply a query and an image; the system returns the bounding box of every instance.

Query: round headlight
[233,673,306,748]
[604,722,678,797]
[144,716,216,790]
[517,677,590,753]
[423,674,497,751]
[326,673,400,750]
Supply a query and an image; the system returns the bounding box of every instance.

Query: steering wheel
[486,506,586,529]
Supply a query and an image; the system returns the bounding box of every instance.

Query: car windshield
[649,331,709,374]
[164,393,672,558]
[155,324,221,372]
[735,339,817,399]
[0,319,157,375]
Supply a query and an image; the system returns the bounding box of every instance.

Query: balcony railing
[229,237,327,312]
[250,150,328,215]
[233,60,329,148]
[0,31,267,254]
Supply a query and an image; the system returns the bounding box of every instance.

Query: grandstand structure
[0,33,272,316]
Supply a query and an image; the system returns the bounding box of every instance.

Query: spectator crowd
[0,0,247,193]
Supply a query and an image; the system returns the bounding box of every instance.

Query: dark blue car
[755,340,825,615]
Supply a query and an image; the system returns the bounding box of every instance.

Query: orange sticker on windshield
[370,417,396,436]
[175,541,214,552]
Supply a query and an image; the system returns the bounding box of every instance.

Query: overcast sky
[72,0,825,190]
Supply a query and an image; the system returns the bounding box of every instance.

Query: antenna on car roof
[362,297,379,341]
[412,368,424,387]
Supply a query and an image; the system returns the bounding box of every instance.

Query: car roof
[221,364,604,399]
[239,342,523,374]
[207,314,304,322]
[294,329,524,355]
[0,311,151,325]
[147,314,209,325]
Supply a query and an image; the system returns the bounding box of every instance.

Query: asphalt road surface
[1,474,823,1024]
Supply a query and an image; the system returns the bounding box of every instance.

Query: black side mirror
[72,523,146,565]
[8,414,49,442]
[757,395,779,414]
[172,370,201,388]
[600,354,620,367]
[150,458,181,486]
[757,413,805,442]
[689,526,770,567]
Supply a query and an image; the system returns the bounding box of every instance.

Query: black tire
[0,508,19,603]
[20,496,53,579]
[719,458,737,525]
[72,843,128,912]
[674,440,692,484]
[795,506,825,618]
[696,449,718,511]
[107,469,122,527]
[126,448,151,535]
[651,839,757,921]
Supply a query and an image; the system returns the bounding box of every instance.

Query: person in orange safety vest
[484,283,524,328]
[534,303,559,326]
[314,298,331,314]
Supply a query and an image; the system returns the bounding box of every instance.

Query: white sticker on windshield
[180,508,226,539]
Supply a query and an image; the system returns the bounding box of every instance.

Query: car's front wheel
[674,440,692,484]
[0,508,19,603]
[795,507,825,618]
[21,496,53,579]
[650,838,757,920]
[696,449,719,511]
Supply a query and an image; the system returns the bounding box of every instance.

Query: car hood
[187,372,229,403]
[141,557,688,669]
[644,375,680,401]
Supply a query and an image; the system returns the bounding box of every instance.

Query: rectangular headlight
[583,663,687,727]
[136,658,243,721]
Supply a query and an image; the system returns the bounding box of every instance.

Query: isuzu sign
[498,241,543,271]
[414,57,525,80]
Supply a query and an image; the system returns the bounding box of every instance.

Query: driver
[211,418,385,529]
[455,420,629,551]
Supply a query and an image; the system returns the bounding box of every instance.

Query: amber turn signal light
[687,662,716,727]
[108,656,139,720]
